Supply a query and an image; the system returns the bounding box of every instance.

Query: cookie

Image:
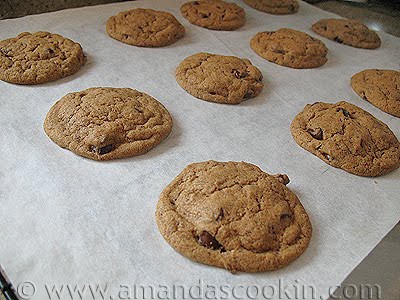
[243,0,299,15]
[351,69,400,118]
[180,0,245,31]
[0,31,85,84]
[106,8,185,47]
[312,19,381,49]
[176,52,263,104]
[291,101,400,176]
[44,87,172,160]
[250,28,328,69]
[156,160,312,272]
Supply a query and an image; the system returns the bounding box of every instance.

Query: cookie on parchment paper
[312,19,381,49]
[106,8,185,47]
[250,28,328,69]
[351,69,400,118]
[181,0,246,31]
[291,101,400,176]
[243,0,299,15]
[156,160,312,272]
[44,87,172,161]
[175,52,263,104]
[0,31,85,84]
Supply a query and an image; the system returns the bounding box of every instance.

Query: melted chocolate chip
[334,36,343,44]
[280,213,291,221]
[307,127,323,140]
[243,91,254,99]
[273,174,290,185]
[232,70,248,79]
[91,144,114,155]
[198,231,224,250]
[321,152,331,161]
[338,108,351,118]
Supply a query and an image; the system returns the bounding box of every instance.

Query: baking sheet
[0,1,399,299]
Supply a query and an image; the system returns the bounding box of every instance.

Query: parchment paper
[1,1,399,299]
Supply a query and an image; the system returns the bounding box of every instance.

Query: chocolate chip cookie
[312,19,381,49]
[351,69,400,118]
[44,87,172,160]
[0,31,85,84]
[243,0,299,15]
[106,8,185,47]
[156,160,312,272]
[176,52,263,104]
[291,101,400,176]
[181,0,245,31]
[250,28,328,69]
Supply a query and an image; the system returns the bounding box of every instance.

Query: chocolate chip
[200,13,209,18]
[216,208,224,221]
[338,108,351,118]
[334,36,343,44]
[232,70,248,79]
[275,49,286,54]
[90,144,114,155]
[193,1,199,4]
[307,127,323,140]
[48,49,54,54]
[198,231,224,250]
[243,91,254,99]
[321,152,331,161]
[280,213,291,220]
[273,174,290,185]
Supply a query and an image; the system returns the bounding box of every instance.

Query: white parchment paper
[1,1,399,299]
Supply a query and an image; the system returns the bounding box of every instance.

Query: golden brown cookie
[106,8,185,47]
[180,0,245,31]
[351,69,400,118]
[44,87,172,161]
[156,160,312,272]
[291,101,400,176]
[243,0,299,15]
[312,19,381,49]
[175,52,263,104]
[250,28,328,69]
[0,31,85,84]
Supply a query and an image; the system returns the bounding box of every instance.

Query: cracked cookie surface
[156,161,312,272]
[181,0,245,31]
[351,69,400,118]
[0,31,85,84]
[44,87,172,160]
[291,101,400,176]
[106,8,185,47]
[176,52,263,104]
[312,19,381,49]
[243,0,299,15]
[250,28,328,69]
